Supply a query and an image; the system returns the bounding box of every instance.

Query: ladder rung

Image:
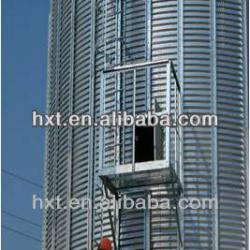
[115,10,122,15]
[106,11,122,18]
[105,143,122,149]
[111,88,123,94]
[95,211,102,220]
[116,88,124,92]
[106,37,124,44]
[115,37,123,42]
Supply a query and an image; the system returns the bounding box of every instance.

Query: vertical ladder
[97,1,123,249]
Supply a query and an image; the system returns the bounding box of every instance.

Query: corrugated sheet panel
[182,1,213,249]
[70,0,92,249]
[216,1,247,249]
[151,1,179,249]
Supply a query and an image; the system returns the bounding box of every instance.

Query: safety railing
[99,59,182,177]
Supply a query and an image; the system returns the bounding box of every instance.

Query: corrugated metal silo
[43,0,248,249]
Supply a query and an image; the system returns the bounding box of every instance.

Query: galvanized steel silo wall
[44,0,248,249]
[176,1,247,249]
[44,0,93,249]
[216,1,247,249]
[91,0,248,249]
[181,1,247,249]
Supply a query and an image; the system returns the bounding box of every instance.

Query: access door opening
[134,117,164,163]
[135,126,154,163]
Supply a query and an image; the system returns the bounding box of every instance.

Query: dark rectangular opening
[135,126,154,163]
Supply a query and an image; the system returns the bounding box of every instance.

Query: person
[98,237,112,250]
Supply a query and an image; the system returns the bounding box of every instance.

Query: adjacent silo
[43,0,248,250]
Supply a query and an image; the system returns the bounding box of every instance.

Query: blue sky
[2,0,50,249]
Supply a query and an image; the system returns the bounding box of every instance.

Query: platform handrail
[100,59,182,176]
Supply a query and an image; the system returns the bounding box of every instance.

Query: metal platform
[99,160,181,195]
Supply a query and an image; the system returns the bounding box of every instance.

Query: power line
[2,169,43,189]
[2,210,42,228]
[2,225,42,243]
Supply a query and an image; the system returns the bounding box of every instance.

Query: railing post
[132,69,136,172]
[146,0,152,111]
[165,62,171,167]
[99,73,105,172]
[174,74,177,174]
[144,190,151,250]
[115,0,122,169]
